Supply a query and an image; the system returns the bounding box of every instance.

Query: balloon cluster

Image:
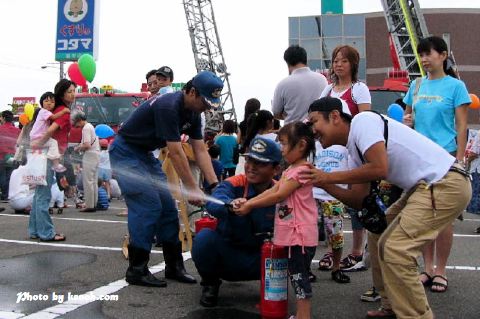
[67,54,96,86]
[18,103,37,126]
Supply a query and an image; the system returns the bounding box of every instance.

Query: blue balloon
[387,103,404,122]
[95,124,115,138]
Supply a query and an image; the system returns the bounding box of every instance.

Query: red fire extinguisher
[194,211,218,234]
[260,238,288,319]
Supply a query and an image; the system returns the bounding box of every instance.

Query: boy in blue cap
[110,71,223,287]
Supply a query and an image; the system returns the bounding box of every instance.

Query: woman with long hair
[242,110,275,153]
[237,98,261,149]
[403,36,470,294]
[28,79,76,242]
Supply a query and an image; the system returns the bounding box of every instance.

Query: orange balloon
[19,113,29,126]
[469,94,480,109]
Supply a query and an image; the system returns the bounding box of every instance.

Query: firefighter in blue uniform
[109,71,223,287]
[192,137,282,307]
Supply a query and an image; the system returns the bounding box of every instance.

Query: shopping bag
[22,149,48,186]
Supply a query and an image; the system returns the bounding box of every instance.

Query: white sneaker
[344,260,367,272]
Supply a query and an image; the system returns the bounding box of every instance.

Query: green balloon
[78,54,96,82]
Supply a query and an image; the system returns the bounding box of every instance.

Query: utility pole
[59,61,65,80]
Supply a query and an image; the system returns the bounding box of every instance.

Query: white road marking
[0,312,25,319]
[341,230,480,237]
[0,213,127,224]
[18,253,192,318]
[311,259,480,271]
[0,238,163,254]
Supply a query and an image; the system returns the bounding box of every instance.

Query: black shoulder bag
[355,111,389,234]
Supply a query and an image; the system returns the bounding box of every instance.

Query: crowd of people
[0,35,478,319]
[0,79,117,240]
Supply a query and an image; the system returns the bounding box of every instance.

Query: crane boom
[381,0,429,81]
[183,0,236,133]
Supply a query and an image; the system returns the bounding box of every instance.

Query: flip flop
[430,275,448,293]
[40,234,66,242]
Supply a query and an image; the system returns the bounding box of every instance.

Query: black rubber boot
[199,280,221,307]
[126,245,167,287]
[163,242,197,284]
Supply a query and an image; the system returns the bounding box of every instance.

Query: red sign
[12,97,36,105]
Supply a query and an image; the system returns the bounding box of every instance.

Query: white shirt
[347,112,454,191]
[82,123,100,154]
[320,82,371,105]
[98,150,111,170]
[313,143,349,200]
[8,166,33,200]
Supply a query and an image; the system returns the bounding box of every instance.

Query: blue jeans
[109,136,179,252]
[28,160,56,240]
[192,228,261,283]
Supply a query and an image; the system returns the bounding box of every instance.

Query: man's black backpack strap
[355,110,388,164]
[354,110,390,234]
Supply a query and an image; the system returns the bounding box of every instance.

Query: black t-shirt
[119,91,202,151]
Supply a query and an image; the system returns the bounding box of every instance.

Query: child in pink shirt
[29,92,69,172]
[234,122,317,319]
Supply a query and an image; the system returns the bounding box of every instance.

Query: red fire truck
[68,86,150,144]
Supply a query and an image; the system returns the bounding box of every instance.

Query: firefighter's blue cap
[243,137,282,164]
[192,71,224,108]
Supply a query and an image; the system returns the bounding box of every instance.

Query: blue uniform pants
[192,228,261,283]
[109,136,179,252]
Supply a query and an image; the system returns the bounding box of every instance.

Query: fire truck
[68,85,150,144]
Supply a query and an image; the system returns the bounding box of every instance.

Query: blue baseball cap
[192,71,224,108]
[243,137,282,163]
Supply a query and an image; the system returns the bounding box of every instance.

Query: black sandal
[430,275,448,293]
[331,269,350,284]
[419,272,433,287]
[318,252,333,271]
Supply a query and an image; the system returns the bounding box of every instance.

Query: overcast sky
[0,0,478,120]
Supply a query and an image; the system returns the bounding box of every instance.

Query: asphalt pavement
[0,198,479,319]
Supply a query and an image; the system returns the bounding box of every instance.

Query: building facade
[290,8,480,122]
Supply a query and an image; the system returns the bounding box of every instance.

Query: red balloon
[68,62,87,86]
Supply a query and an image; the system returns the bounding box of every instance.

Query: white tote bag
[22,149,48,186]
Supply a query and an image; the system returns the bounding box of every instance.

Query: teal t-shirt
[403,75,471,153]
[214,135,237,169]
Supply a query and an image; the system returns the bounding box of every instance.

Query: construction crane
[183,0,236,134]
[381,0,429,81]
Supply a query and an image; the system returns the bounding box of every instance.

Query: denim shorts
[98,168,112,181]
[287,245,316,299]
